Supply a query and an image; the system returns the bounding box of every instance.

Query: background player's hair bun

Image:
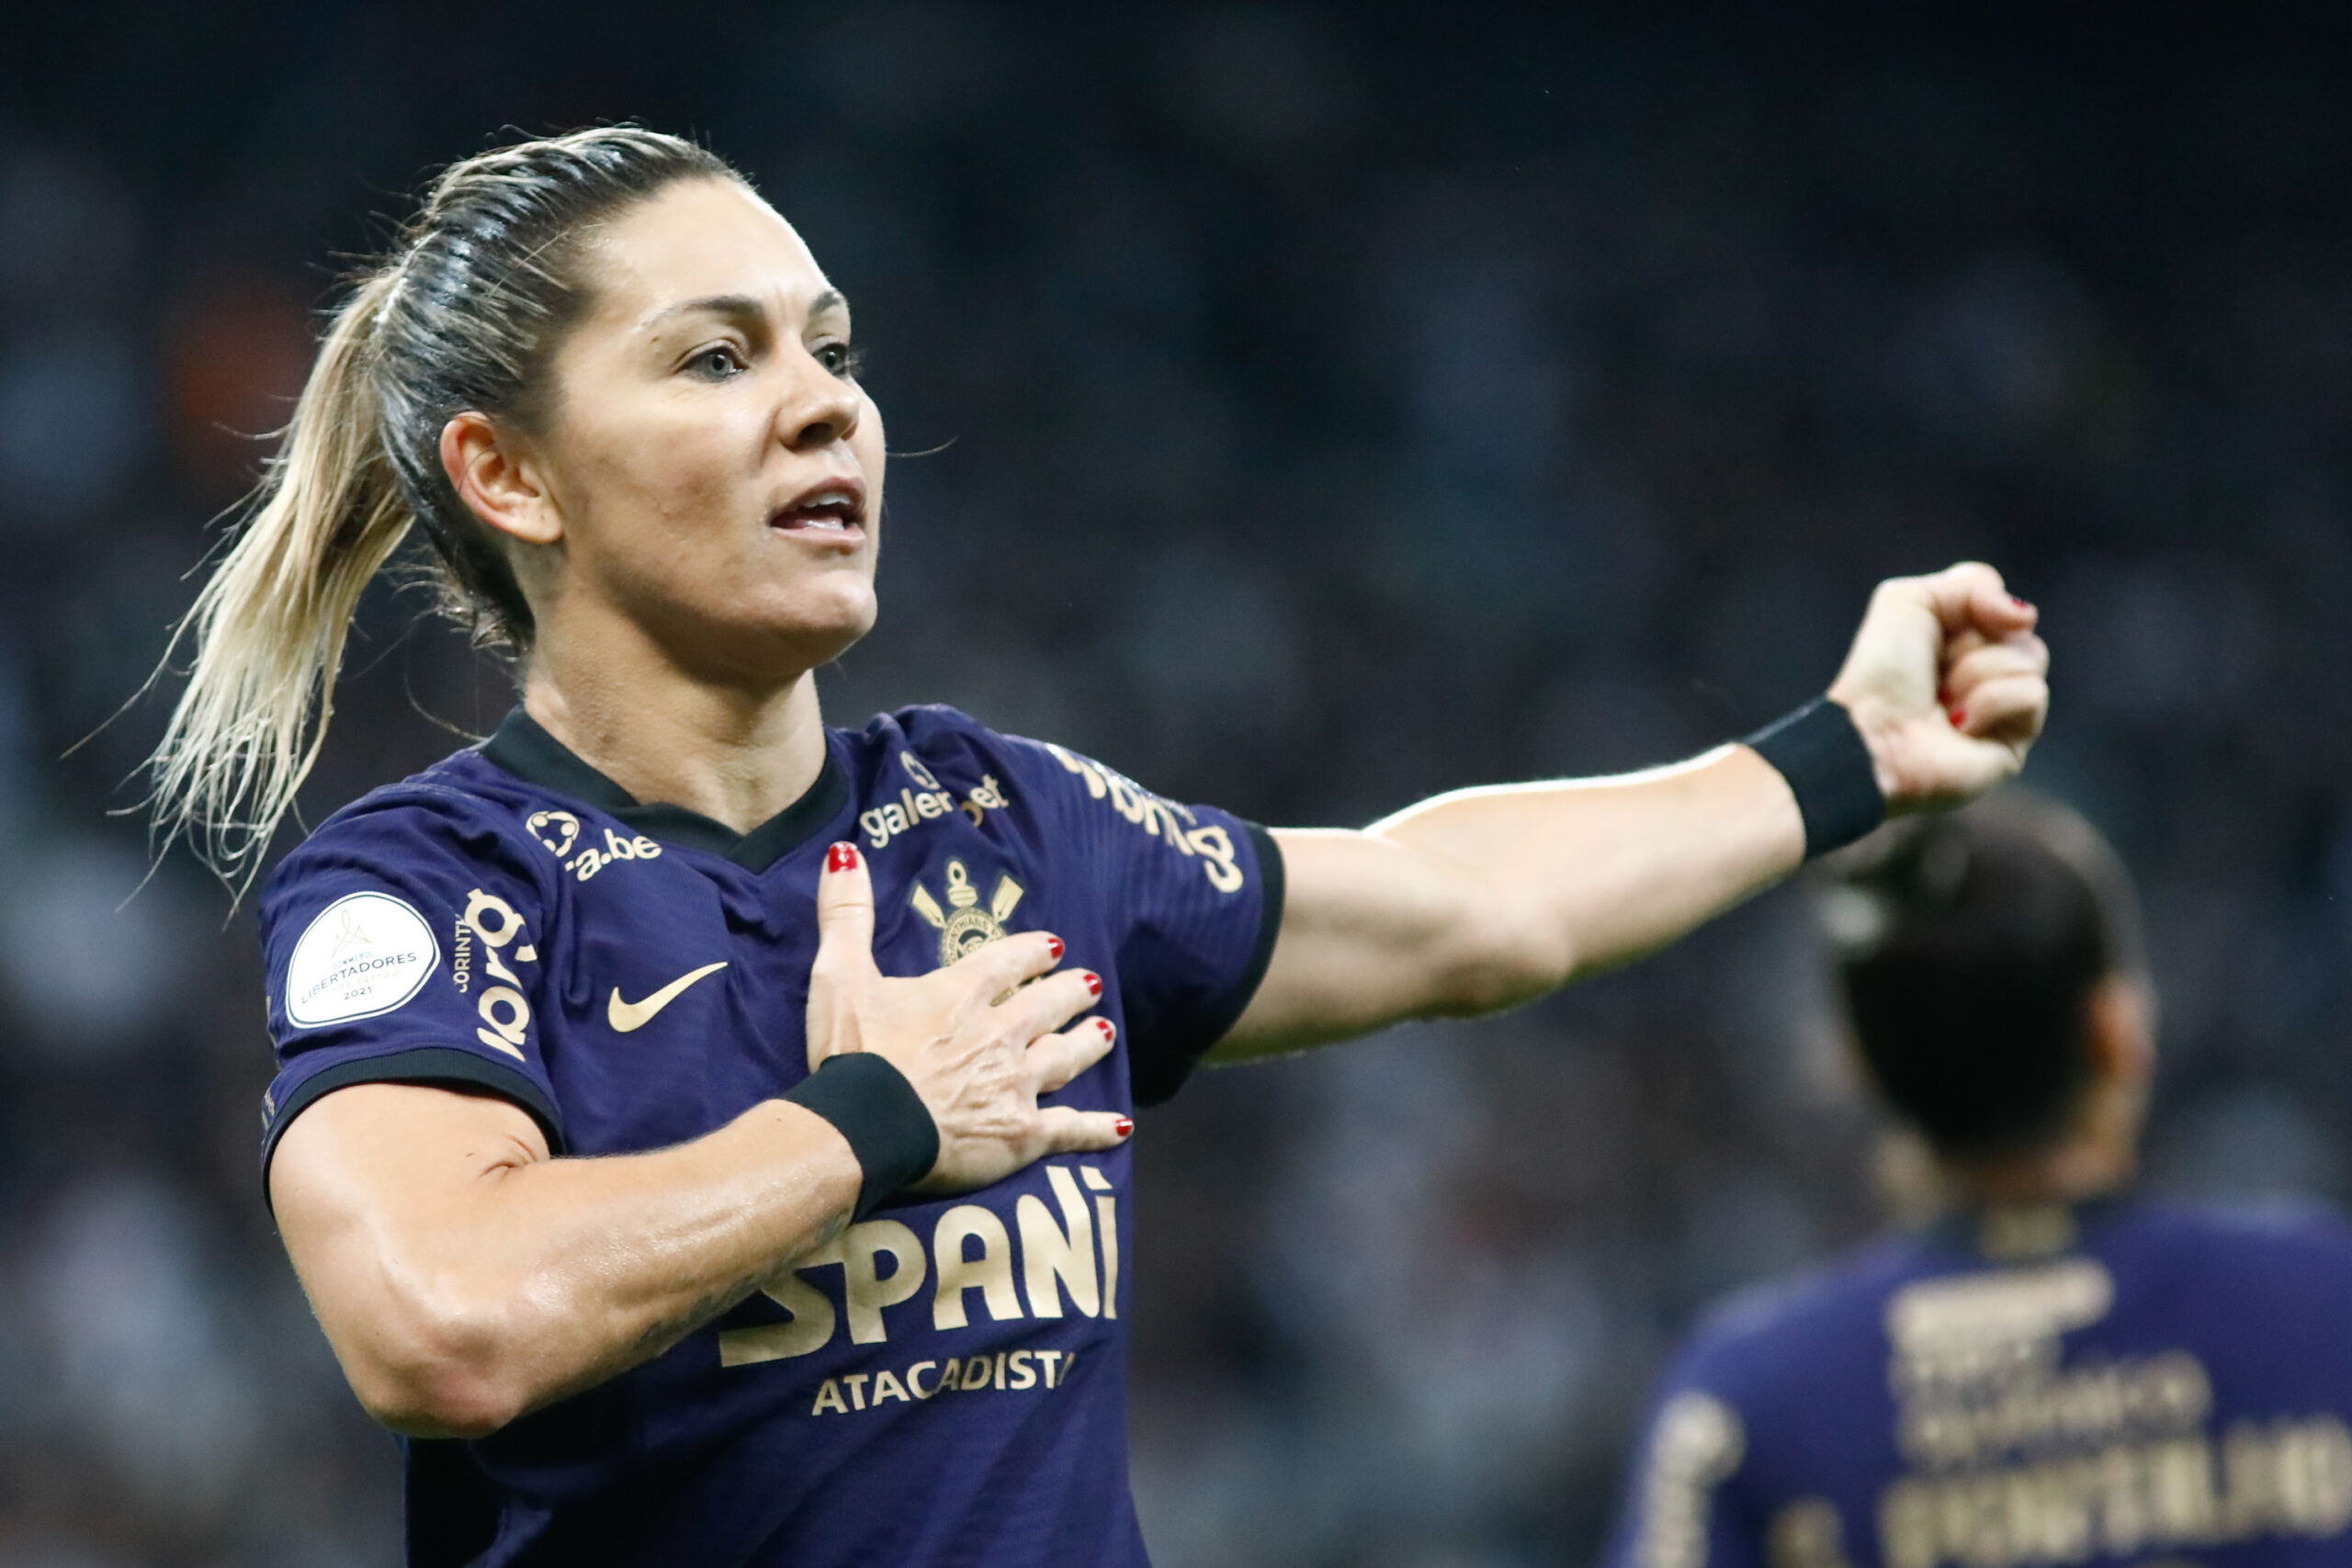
[1814,790,2143,1159]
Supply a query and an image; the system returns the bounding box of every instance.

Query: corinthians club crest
[909,859,1025,967]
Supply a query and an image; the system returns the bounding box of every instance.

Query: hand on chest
[540,844,1114,1152]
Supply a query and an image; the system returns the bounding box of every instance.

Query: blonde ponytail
[148,268,413,890]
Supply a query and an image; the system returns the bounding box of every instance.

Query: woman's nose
[777,348,860,450]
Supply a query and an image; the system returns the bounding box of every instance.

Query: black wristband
[1744,697,1886,859]
[785,1054,940,1221]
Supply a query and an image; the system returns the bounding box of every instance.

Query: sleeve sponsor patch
[284,891,439,1028]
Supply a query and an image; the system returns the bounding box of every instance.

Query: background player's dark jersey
[1603,1198,2352,1568]
[255,705,1282,1568]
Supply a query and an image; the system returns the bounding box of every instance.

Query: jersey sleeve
[994,735,1283,1107]
[255,793,565,1190]
[1600,1348,1764,1568]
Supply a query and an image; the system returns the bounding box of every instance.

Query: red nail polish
[1114,1117,1134,1138]
[1948,707,1966,728]
[1097,1017,1115,1039]
[1046,937,1064,961]
[827,841,859,873]
[1084,972,1102,998]
[2010,594,2031,609]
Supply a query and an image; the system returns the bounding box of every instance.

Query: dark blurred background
[4,3,2351,1563]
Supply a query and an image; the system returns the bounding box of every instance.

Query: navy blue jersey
[255,705,1282,1568]
[1603,1199,2352,1568]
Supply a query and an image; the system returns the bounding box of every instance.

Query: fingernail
[1097,1017,1116,1040]
[1948,707,1966,728]
[1046,937,1065,961]
[1083,972,1102,998]
[1114,1117,1134,1138]
[827,842,859,874]
[2010,594,2032,609]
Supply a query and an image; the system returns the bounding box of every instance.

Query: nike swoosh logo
[608,963,729,1033]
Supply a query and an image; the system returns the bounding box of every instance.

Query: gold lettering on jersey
[909,860,1024,967]
[1876,1417,2352,1568]
[1043,743,1244,892]
[1018,1166,1100,1319]
[1886,1260,2113,1394]
[718,1266,837,1367]
[858,750,1012,850]
[522,807,660,880]
[1634,1391,1747,1568]
[460,889,537,1060]
[933,1204,1023,1328]
[804,1346,1079,1416]
[568,828,662,883]
[1769,1498,1854,1568]
[1852,1250,2352,1568]
[716,1164,1119,1369]
[962,773,1010,827]
[840,1221,926,1343]
[1899,1351,2211,1470]
[1083,1163,1120,1318]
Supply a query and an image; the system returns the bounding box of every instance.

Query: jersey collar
[1928,1192,2139,1262]
[477,706,851,874]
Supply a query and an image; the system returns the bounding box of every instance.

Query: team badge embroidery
[909,859,1024,966]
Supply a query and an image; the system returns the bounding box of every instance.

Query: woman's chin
[629,574,878,683]
[739,591,878,674]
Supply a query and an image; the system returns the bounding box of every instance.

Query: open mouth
[769,479,868,539]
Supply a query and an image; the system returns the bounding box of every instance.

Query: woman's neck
[519,642,830,836]
[1945,1139,2133,1211]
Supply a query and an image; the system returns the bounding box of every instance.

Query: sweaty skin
[269,176,2052,1438]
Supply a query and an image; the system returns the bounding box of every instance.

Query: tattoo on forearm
[631,1216,852,1357]
[635,1278,761,1355]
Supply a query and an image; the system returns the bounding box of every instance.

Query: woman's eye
[688,345,746,379]
[814,342,864,378]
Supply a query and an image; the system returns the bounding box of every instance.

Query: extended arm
[1217,562,2048,1057]
[270,846,1125,1438]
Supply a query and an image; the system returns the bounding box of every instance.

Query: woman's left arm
[1213,561,2049,1058]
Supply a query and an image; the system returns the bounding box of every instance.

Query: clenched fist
[1827,561,2050,813]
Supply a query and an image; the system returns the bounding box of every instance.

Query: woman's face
[523,177,887,682]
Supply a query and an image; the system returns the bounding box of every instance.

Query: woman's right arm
[268,844,1126,1438]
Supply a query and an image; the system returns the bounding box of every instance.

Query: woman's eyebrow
[646,289,849,332]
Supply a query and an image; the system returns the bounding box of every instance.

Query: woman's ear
[440,412,563,547]
[2084,974,2156,1093]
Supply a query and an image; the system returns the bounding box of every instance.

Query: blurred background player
[1602,794,2352,1568]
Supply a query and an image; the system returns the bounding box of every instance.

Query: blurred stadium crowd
[4,4,2351,1564]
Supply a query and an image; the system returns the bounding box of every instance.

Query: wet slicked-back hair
[1816,793,2145,1160]
[148,128,741,892]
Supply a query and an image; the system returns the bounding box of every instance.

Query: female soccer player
[149,129,2048,1566]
